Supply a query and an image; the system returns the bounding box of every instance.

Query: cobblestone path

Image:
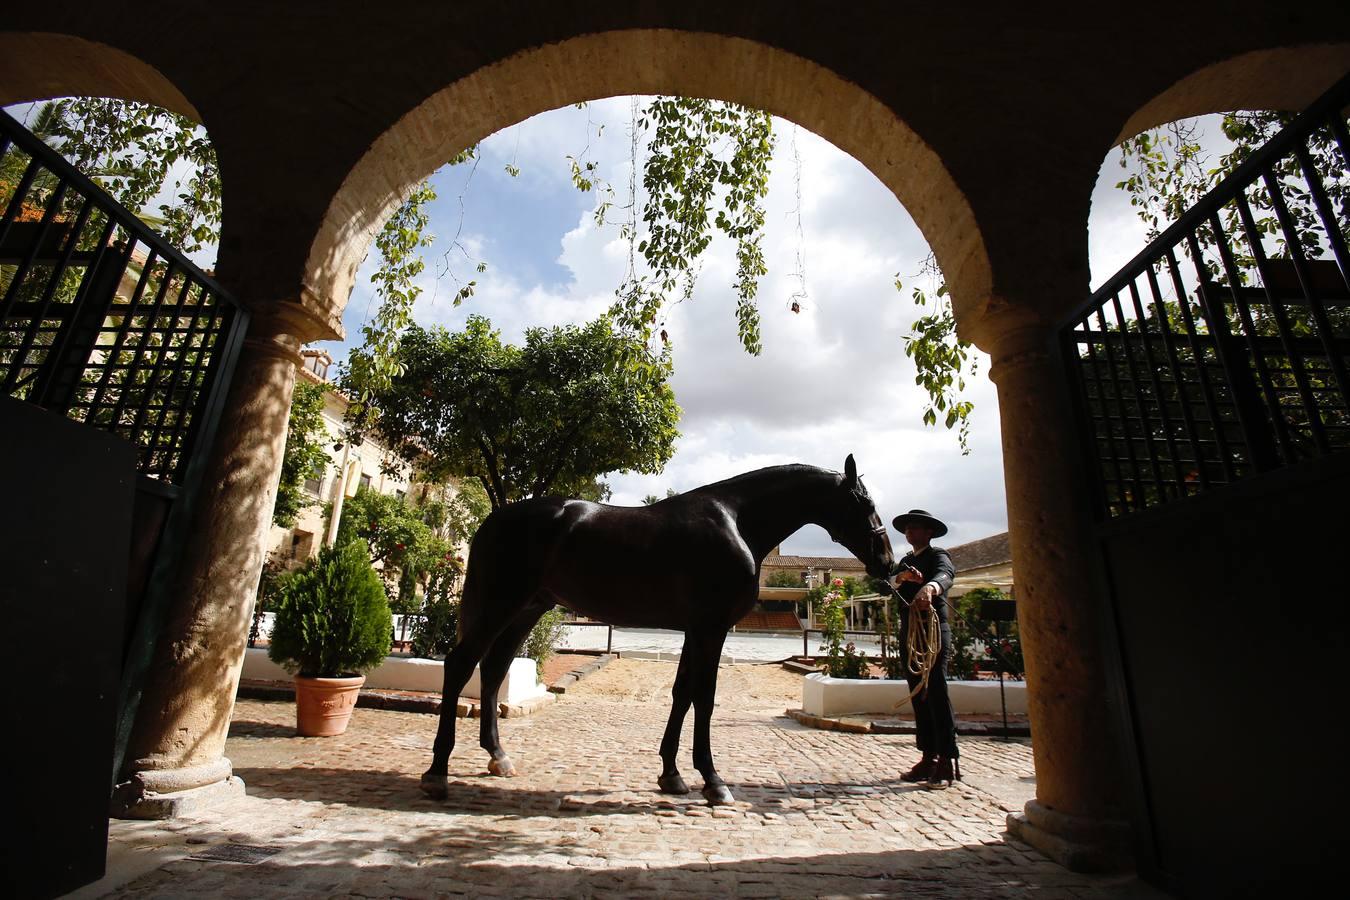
[92,661,1160,898]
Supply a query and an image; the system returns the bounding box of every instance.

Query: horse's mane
[682,463,855,501]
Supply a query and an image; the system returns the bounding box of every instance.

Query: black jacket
[896,545,956,623]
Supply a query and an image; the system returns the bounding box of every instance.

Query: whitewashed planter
[241,648,548,705]
[801,671,1027,718]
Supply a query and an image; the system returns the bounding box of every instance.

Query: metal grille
[0,109,242,484]
[188,843,284,865]
[1063,75,1350,519]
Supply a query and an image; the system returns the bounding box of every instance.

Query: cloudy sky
[309,97,1180,556]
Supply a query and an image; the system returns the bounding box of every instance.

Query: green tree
[267,540,392,678]
[335,481,487,610]
[351,315,680,509]
[273,380,330,528]
[30,98,220,254]
[641,487,679,505]
[1116,111,1348,260]
[522,607,568,680]
[764,570,805,588]
[945,587,1022,682]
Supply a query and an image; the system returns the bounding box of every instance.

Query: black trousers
[900,619,958,758]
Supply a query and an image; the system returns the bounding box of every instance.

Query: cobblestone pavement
[88,661,1162,898]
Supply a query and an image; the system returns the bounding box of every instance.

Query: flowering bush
[817,580,869,679]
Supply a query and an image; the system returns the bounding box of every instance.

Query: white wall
[801,671,1026,717]
[241,648,546,704]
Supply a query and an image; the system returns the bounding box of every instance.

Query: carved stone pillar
[985,325,1132,871]
[113,305,322,818]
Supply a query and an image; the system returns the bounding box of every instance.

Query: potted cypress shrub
[267,540,392,736]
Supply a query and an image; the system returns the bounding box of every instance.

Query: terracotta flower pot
[294,675,365,736]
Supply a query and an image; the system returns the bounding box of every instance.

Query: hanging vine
[898,255,975,454]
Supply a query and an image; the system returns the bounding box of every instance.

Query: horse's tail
[456,509,503,643]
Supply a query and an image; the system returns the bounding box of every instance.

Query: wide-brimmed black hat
[891,509,948,538]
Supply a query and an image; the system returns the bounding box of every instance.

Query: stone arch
[0,32,200,121]
[303,29,991,335]
[1111,43,1350,145]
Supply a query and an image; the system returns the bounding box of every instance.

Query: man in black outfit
[891,509,959,787]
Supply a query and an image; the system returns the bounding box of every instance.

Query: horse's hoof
[658,773,690,795]
[702,782,735,806]
[488,756,517,777]
[419,773,449,800]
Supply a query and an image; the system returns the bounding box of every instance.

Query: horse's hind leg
[689,628,733,805]
[477,604,548,776]
[419,623,508,799]
[421,561,519,798]
[657,644,695,795]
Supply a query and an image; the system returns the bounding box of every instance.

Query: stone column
[113,305,320,818]
[985,324,1132,871]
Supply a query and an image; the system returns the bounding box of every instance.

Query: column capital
[242,322,304,367]
[249,295,341,346]
[985,325,1059,384]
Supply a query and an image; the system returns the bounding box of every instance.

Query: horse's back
[464,495,758,628]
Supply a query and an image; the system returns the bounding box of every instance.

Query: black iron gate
[1059,75,1350,894]
[0,108,248,897]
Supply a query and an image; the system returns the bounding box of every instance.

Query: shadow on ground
[116,822,1164,899]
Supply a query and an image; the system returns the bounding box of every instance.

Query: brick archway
[303,29,992,338]
[1110,42,1350,144]
[0,31,199,120]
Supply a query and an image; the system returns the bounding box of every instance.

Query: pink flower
[832,578,844,587]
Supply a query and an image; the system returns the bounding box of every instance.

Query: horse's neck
[728,468,838,562]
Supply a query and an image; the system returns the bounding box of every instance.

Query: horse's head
[824,454,896,581]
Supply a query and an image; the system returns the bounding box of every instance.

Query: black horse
[419,454,895,805]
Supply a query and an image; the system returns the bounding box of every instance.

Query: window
[291,530,314,560]
[303,463,324,497]
[359,473,372,491]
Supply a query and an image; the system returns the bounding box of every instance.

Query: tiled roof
[762,554,867,570]
[948,532,1011,571]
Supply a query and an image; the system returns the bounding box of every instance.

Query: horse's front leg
[657,642,694,795]
[690,628,733,805]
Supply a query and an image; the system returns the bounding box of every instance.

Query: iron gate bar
[146,284,213,469]
[1164,247,1240,483]
[1127,279,1186,493]
[0,189,87,394]
[110,258,176,432]
[1205,212,1297,466]
[1144,263,1208,491]
[1232,188,1330,454]
[1060,73,1349,519]
[28,214,120,410]
[1079,310,1130,511]
[0,108,251,786]
[1109,289,1167,495]
[1332,117,1350,170]
[1261,160,1350,413]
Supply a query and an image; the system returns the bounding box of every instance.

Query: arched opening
[0,32,200,121]
[1078,56,1349,891]
[303,30,993,341]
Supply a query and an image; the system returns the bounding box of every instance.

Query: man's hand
[897,565,923,584]
[912,582,936,612]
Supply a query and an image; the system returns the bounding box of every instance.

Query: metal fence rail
[0,109,245,485]
[1060,75,1350,520]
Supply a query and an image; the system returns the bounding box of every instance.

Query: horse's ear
[844,454,857,488]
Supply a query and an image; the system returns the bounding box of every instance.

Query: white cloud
[323,98,1191,557]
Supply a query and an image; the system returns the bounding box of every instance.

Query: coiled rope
[892,601,941,711]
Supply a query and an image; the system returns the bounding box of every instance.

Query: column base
[1007,799,1132,872]
[111,757,246,820]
